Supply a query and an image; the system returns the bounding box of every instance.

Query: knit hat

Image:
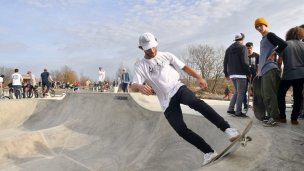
[139,32,158,50]
[255,17,269,27]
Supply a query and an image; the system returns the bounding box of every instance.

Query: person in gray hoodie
[224,33,250,117]
[277,26,304,125]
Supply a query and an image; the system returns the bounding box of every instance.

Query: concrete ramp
[0,93,303,171]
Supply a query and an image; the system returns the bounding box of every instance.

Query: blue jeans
[164,86,230,153]
[228,78,247,114]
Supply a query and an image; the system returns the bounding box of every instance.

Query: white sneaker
[225,128,241,142]
[203,151,218,165]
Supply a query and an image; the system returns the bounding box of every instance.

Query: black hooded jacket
[223,41,250,77]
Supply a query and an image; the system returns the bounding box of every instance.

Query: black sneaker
[263,118,279,127]
[227,111,236,115]
[244,104,248,111]
[235,112,248,118]
[262,116,270,123]
[299,113,304,120]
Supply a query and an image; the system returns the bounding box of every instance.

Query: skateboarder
[131,32,241,165]
[254,17,287,126]
[277,26,304,125]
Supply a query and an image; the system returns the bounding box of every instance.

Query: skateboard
[252,77,266,121]
[206,120,253,165]
[247,79,253,109]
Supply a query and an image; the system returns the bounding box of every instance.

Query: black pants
[122,83,129,92]
[164,86,230,153]
[42,81,50,94]
[278,78,304,120]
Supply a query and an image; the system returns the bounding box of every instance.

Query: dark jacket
[41,71,49,83]
[224,41,250,77]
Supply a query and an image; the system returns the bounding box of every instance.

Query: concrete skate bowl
[0,93,254,171]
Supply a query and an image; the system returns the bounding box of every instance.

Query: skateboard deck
[206,120,253,165]
[252,77,266,121]
[247,80,253,109]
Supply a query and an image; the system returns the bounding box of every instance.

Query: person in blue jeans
[224,33,250,117]
[121,68,130,93]
[11,68,23,99]
[131,32,241,165]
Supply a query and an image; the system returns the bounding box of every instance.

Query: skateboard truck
[241,136,252,147]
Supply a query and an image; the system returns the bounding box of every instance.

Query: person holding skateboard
[254,17,287,126]
[131,32,241,165]
[243,42,259,110]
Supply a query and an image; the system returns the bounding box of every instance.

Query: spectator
[121,68,130,93]
[0,74,4,98]
[224,33,250,117]
[11,68,23,99]
[98,67,105,92]
[223,84,231,100]
[41,68,53,97]
[254,17,287,126]
[277,26,304,125]
[27,71,36,98]
[243,42,260,110]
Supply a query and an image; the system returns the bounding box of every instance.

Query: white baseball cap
[234,33,245,41]
[139,32,158,50]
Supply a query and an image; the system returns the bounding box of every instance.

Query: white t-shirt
[29,74,36,86]
[98,70,105,82]
[0,77,3,88]
[11,73,23,86]
[133,51,185,111]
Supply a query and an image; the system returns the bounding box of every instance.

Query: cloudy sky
[1,0,303,81]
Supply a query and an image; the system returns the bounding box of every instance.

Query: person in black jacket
[224,33,250,117]
[243,42,259,110]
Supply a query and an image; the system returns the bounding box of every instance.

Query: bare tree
[182,44,225,93]
[51,65,78,83]
[187,44,215,79]
[209,47,225,93]
[0,66,14,86]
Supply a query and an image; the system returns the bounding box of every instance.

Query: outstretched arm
[182,65,208,89]
[130,83,154,95]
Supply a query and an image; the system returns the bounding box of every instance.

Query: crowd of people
[92,67,130,93]
[223,18,304,127]
[0,68,85,99]
[129,18,304,165]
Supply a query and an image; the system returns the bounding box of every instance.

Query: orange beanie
[254,17,269,27]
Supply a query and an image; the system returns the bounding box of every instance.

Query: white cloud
[24,0,89,8]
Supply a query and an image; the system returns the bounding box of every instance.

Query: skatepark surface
[0,92,303,171]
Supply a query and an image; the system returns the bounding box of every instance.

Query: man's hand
[225,76,230,81]
[197,78,208,89]
[139,84,154,95]
[267,51,276,62]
